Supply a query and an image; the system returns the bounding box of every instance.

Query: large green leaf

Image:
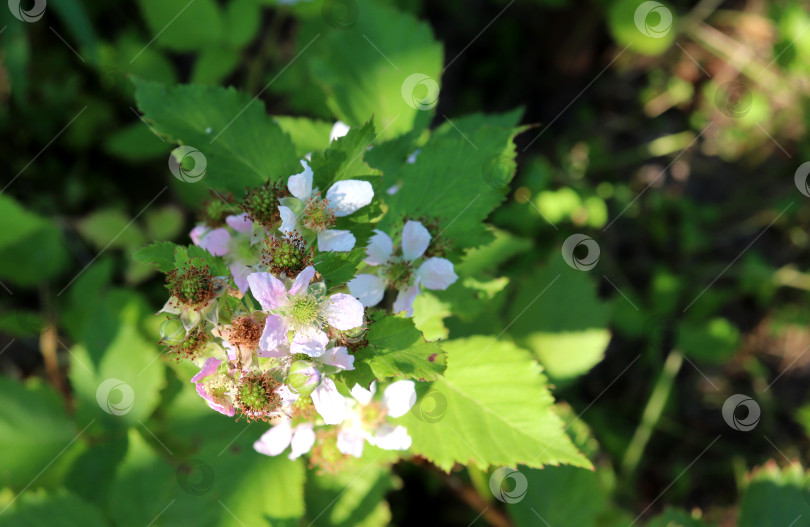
[133,79,300,194]
[137,0,223,52]
[395,337,591,471]
[738,462,810,527]
[306,0,443,139]
[1,490,109,527]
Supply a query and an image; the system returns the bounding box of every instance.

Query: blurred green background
[2,0,810,525]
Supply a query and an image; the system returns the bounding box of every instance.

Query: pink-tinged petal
[229,262,252,294]
[416,257,458,290]
[278,205,298,234]
[258,314,289,355]
[277,385,300,408]
[290,327,329,357]
[326,293,364,331]
[369,425,411,451]
[364,230,393,265]
[329,121,350,142]
[311,378,346,425]
[318,229,355,252]
[289,423,316,460]
[253,420,293,457]
[194,384,235,417]
[247,272,288,311]
[350,383,375,405]
[226,213,253,234]
[336,425,365,458]
[289,265,316,296]
[287,160,313,202]
[191,357,222,383]
[382,381,416,418]
[200,228,231,256]
[347,274,385,307]
[392,279,420,317]
[190,224,208,245]
[323,346,354,371]
[401,220,430,261]
[325,180,374,217]
[222,341,238,361]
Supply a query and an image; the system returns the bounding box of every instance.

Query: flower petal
[247,272,288,311]
[326,293,364,330]
[278,205,298,234]
[325,180,374,217]
[382,380,416,418]
[200,228,231,256]
[253,420,293,457]
[392,279,420,317]
[289,423,316,460]
[258,314,289,356]
[229,262,252,294]
[364,230,393,265]
[318,229,356,252]
[401,220,430,261]
[350,383,375,406]
[226,213,253,235]
[323,346,355,371]
[416,257,458,290]
[290,327,329,357]
[369,425,411,451]
[311,378,346,425]
[287,160,313,202]
[277,384,300,408]
[336,425,365,458]
[329,121,351,142]
[195,384,235,417]
[347,274,386,307]
[190,224,208,245]
[289,265,316,296]
[191,357,221,383]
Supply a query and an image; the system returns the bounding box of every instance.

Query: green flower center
[383,259,412,289]
[166,262,214,306]
[241,181,286,226]
[289,294,322,327]
[302,196,336,232]
[264,234,313,275]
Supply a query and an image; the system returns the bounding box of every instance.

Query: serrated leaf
[364,315,446,381]
[2,490,109,527]
[133,241,178,272]
[315,248,368,290]
[138,0,223,52]
[274,116,333,158]
[395,337,591,471]
[133,78,300,194]
[739,462,810,527]
[379,111,523,250]
[309,120,381,190]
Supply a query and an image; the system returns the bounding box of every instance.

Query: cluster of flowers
[157,125,458,467]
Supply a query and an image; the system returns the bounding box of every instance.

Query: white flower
[330,121,350,142]
[278,161,374,252]
[336,381,416,458]
[347,221,458,316]
[253,419,316,460]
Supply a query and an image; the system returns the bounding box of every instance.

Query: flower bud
[287,361,321,396]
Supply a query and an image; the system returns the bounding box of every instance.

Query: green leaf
[307,0,443,140]
[143,205,184,241]
[309,120,382,190]
[361,315,446,381]
[1,490,109,527]
[76,209,145,250]
[738,462,810,527]
[379,111,523,251]
[506,465,607,527]
[646,508,708,527]
[676,317,740,364]
[395,337,591,471]
[107,427,305,527]
[274,116,334,158]
[133,78,300,194]
[191,46,242,85]
[103,121,167,162]
[0,191,51,249]
[0,378,76,488]
[133,241,178,273]
[507,256,611,384]
[138,0,223,52]
[315,248,368,290]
